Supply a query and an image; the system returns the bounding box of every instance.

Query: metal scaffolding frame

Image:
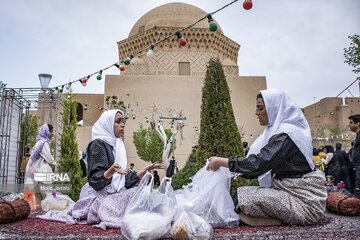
[0,85,62,190]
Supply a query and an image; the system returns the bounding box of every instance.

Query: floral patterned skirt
[38,183,137,230]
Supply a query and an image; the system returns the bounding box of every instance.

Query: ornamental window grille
[179,62,190,76]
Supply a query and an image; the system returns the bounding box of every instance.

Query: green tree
[344,34,360,75]
[105,95,126,110]
[173,58,257,192]
[133,125,173,163]
[57,92,85,201]
[325,125,343,137]
[172,148,198,190]
[20,114,38,151]
[197,58,244,165]
[196,58,257,194]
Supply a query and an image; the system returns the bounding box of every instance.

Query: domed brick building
[77,2,267,172]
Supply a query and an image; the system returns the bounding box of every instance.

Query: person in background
[312,148,324,172]
[19,147,31,183]
[79,150,87,178]
[166,156,177,177]
[324,145,341,185]
[321,146,332,175]
[335,143,351,192]
[243,141,249,156]
[24,124,56,185]
[153,170,161,187]
[348,114,360,198]
[24,124,56,209]
[348,141,356,193]
[207,89,327,226]
[318,146,327,170]
[129,163,136,173]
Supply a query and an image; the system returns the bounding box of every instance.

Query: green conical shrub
[197,58,244,164]
[173,58,258,192]
[57,92,86,201]
[171,148,198,190]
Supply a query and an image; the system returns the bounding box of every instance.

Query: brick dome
[128,2,223,37]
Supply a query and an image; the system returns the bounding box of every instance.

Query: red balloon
[179,38,187,47]
[243,0,253,10]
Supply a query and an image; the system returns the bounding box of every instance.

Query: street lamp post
[38,73,52,125]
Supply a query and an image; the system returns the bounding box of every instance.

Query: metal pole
[50,91,53,124]
[54,92,60,161]
[1,90,13,185]
[41,90,45,125]
[14,98,24,186]
[0,87,6,185]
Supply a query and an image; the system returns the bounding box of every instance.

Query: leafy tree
[197,58,244,166]
[133,124,173,163]
[344,34,360,75]
[325,125,344,137]
[315,125,327,139]
[105,95,126,110]
[57,92,86,201]
[315,124,346,138]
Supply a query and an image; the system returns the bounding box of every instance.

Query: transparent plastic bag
[40,192,75,211]
[121,172,177,240]
[170,210,213,240]
[174,165,239,228]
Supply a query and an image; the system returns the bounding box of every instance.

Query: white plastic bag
[121,172,177,240]
[175,165,239,228]
[40,192,75,211]
[170,210,213,240]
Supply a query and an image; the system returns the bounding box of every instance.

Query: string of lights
[49,0,254,92]
[76,100,356,139]
[25,98,265,135]
[75,100,202,131]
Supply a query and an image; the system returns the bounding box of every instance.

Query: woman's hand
[207,157,229,171]
[112,163,129,175]
[145,162,165,171]
[104,163,128,179]
[136,162,164,179]
[50,164,56,172]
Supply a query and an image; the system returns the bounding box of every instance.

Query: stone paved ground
[1,211,359,239]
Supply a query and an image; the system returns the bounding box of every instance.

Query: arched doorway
[76,102,84,126]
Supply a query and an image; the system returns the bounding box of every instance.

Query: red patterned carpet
[1,211,360,239]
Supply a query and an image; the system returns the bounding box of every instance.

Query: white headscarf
[247,89,314,187]
[91,109,127,193]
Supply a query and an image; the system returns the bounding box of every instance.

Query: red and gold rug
[1,211,359,239]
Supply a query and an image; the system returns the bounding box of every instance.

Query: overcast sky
[0,0,359,107]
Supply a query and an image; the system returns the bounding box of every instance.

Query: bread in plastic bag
[40,192,75,211]
[170,210,213,240]
[121,172,176,240]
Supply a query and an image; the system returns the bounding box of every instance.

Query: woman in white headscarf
[207,89,327,226]
[39,109,163,230]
